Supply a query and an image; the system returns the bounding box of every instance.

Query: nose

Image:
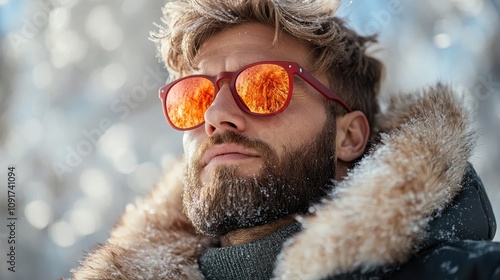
[204,84,247,135]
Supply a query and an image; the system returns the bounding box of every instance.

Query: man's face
[182,23,338,236]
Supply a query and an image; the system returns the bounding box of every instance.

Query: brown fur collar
[70,84,476,279]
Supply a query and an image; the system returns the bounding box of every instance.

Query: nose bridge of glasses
[213,71,235,91]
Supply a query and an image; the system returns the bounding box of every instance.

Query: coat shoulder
[389,240,500,280]
[69,163,216,280]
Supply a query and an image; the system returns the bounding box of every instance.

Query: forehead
[194,22,314,75]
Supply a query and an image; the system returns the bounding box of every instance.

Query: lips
[201,143,260,167]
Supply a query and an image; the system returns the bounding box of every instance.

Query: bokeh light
[101,62,127,90]
[25,200,52,229]
[70,198,102,236]
[79,168,114,206]
[49,220,76,248]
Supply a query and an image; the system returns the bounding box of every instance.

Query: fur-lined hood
[70,84,495,279]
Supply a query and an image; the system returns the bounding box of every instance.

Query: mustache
[192,131,275,166]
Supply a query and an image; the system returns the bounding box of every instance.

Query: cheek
[255,115,288,140]
[257,112,327,153]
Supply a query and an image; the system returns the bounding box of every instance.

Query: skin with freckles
[182,22,370,246]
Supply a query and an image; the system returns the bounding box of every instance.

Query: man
[71,0,500,279]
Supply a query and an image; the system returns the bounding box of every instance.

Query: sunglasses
[159,61,352,130]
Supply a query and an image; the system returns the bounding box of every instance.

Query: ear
[335,111,370,162]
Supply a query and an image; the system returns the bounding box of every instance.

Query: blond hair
[151,0,383,129]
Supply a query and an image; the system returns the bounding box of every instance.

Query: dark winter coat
[70,84,500,279]
[195,166,499,280]
[327,164,500,279]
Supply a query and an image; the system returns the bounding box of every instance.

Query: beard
[183,123,337,237]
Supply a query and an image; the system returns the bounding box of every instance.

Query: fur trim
[70,84,476,279]
[70,163,217,280]
[273,84,476,279]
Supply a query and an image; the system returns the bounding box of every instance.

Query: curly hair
[151,0,384,130]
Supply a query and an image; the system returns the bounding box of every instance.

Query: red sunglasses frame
[159,61,352,130]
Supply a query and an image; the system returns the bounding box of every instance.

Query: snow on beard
[183,128,336,237]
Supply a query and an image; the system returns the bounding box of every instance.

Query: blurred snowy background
[0,0,498,279]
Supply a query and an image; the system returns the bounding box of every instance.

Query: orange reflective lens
[164,63,291,130]
[235,64,289,114]
[166,77,215,129]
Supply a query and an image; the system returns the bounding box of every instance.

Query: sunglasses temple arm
[296,70,353,113]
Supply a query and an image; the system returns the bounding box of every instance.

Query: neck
[220,217,296,247]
